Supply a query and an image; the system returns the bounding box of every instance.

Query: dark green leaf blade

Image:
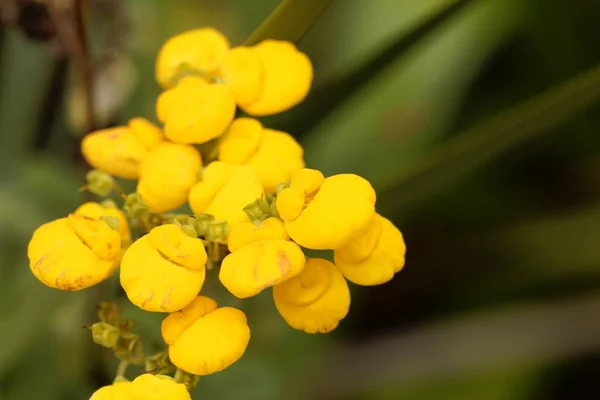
[379,63,600,214]
[275,0,479,134]
[244,0,335,45]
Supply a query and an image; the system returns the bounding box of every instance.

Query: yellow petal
[128,117,164,149]
[81,126,145,179]
[279,171,376,249]
[156,77,207,123]
[161,296,217,345]
[155,28,230,88]
[137,142,202,213]
[129,374,190,400]
[335,216,406,286]
[246,128,304,193]
[334,213,382,263]
[28,218,119,291]
[75,201,131,248]
[188,162,263,226]
[220,239,305,298]
[219,47,264,105]
[165,296,250,375]
[218,118,264,164]
[163,82,236,144]
[120,225,206,312]
[273,258,350,333]
[239,40,312,116]
[89,381,133,400]
[227,217,289,252]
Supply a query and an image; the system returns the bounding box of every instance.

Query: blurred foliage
[2,0,600,399]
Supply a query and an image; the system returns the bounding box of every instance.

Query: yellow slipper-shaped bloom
[157,76,236,144]
[89,381,133,400]
[120,224,207,312]
[162,296,250,375]
[155,28,230,88]
[276,169,376,250]
[220,218,305,298]
[81,118,164,179]
[28,213,121,291]
[334,214,406,286]
[137,142,202,213]
[188,161,263,226]
[220,40,312,116]
[75,202,131,248]
[273,258,350,334]
[218,118,304,193]
[129,374,191,400]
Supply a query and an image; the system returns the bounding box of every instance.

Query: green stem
[115,360,129,381]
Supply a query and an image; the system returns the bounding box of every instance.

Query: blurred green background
[2,0,600,398]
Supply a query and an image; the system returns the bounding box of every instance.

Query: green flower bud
[124,193,148,219]
[86,170,115,197]
[91,322,120,349]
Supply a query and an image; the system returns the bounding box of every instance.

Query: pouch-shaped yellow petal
[188,162,263,226]
[28,216,121,291]
[129,374,190,400]
[161,296,217,345]
[164,296,250,375]
[120,225,207,312]
[90,381,133,400]
[333,213,382,263]
[128,117,164,149]
[219,47,264,105]
[137,142,202,213]
[335,216,406,286]
[227,217,288,252]
[219,118,304,193]
[156,76,206,123]
[156,28,229,88]
[162,81,236,144]
[277,170,376,249]
[239,40,312,116]
[273,258,350,333]
[220,239,305,298]
[75,202,131,248]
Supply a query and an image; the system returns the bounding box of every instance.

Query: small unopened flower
[276,168,376,249]
[273,258,350,334]
[155,27,230,88]
[218,118,304,192]
[157,77,236,144]
[220,40,312,116]
[137,142,202,213]
[28,213,122,291]
[220,218,305,298]
[90,374,190,400]
[334,214,406,285]
[120,224,207,312]
[188,161,263,226]
[161,296,250,375]
[81,117,164,179]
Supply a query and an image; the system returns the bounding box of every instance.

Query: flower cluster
[26,27,406,397]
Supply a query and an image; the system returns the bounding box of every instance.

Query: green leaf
[277,0,479,134]
[244,0,335,45]
[379,62,600,214]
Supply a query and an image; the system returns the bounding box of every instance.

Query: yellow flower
[28,213,122,291]
[161,296,250,375]
[120,224,207,312]
[155,28,230,88]
[218,118,304,193]
[129,374,190,400]
[188,161,263,226]
[220,218,305,298]
[75,202,131,248]
[137,142,202,213]
[219,40,312,116]
[157,76,236,144]
[335,214,406,286]
[276,169,376,249]
[81,118,164,179]
[273,258,350,334]
[90,381,132,400]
